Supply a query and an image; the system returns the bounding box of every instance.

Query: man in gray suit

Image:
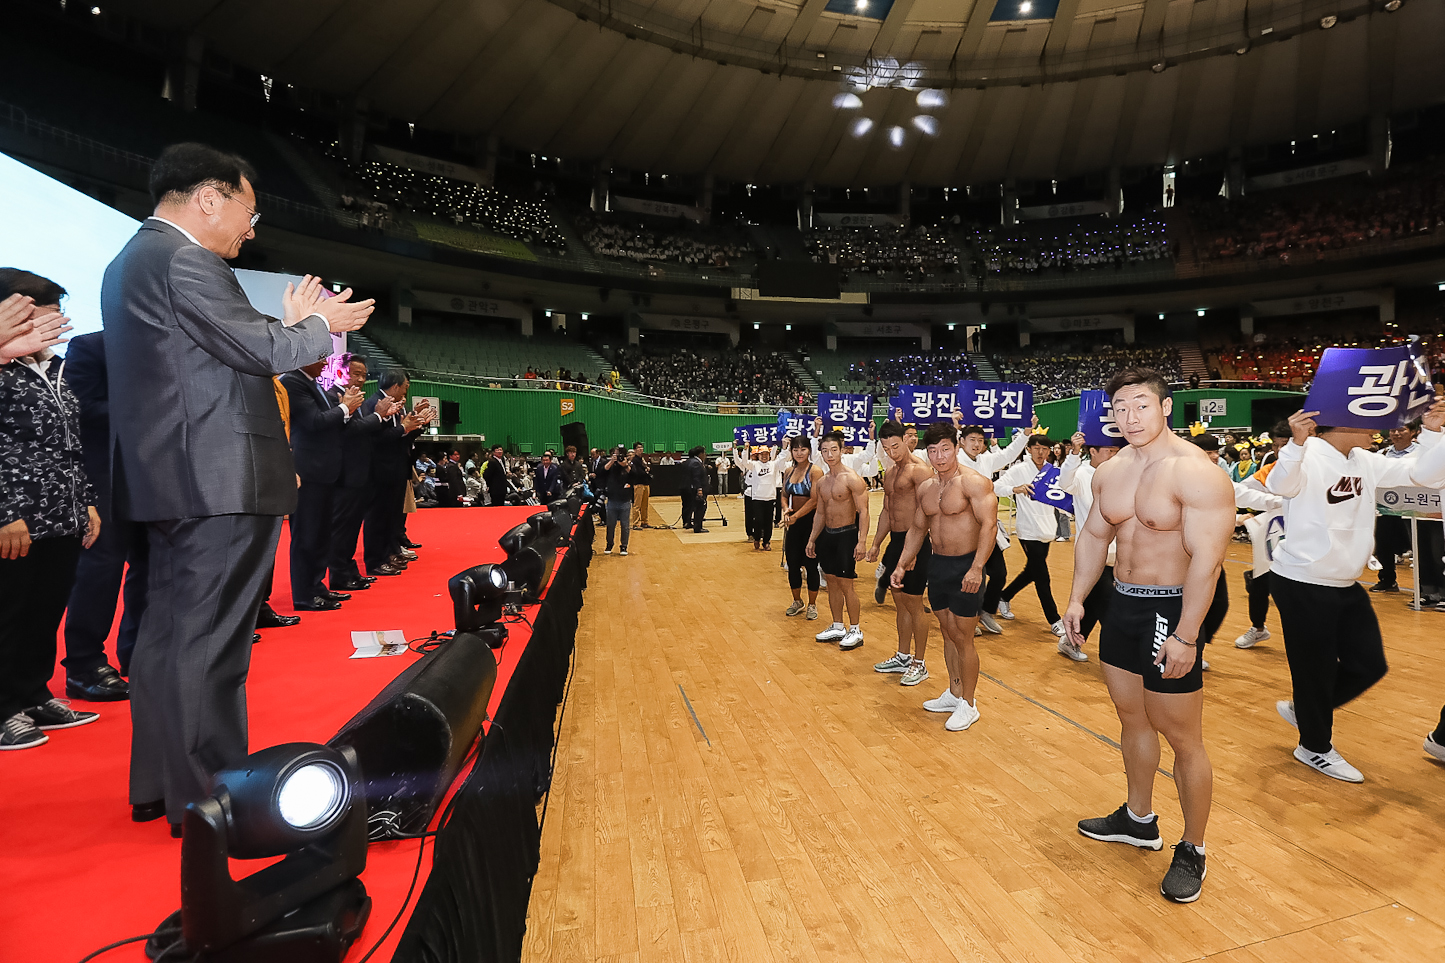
[103,143,374,831]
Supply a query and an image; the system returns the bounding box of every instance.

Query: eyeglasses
[223,192,262,228]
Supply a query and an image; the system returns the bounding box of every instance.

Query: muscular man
[956,415,1037,633]
[893,423,997,732]
[1065,367,1235,904]
[866,421,936,686]
[807,431,871,650]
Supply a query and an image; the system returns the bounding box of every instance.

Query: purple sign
[818,392,874,446]
[1029,463,1075,516]
[1304,344,1435,430]
[776,410,809,443]
[1077,390,1126,447]
[956,380,1033,433]
[734,424,776,447]
[891,385,958,425]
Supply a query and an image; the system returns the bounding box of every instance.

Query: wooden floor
[525,492,1445,963]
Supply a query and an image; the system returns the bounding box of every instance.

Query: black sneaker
[1,713,49,750]
[874,578,888,605]
[1161,842,1207,903]
[1370,581,1400,593]
[24,699,100,731]
[1077,803,1164,850]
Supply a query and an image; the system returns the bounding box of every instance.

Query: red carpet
[0,507,547,963]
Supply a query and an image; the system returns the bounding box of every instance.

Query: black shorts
[817,526,859,579]
[881,531,930,596]
[927,552,984,618]
[1098,582,1204,694]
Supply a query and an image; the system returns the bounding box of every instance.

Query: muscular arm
[892,485,932,583]
[870,486,890,555]
[851,473,871,559]
[962,474,998,592]
[1166,463,1238,676]
[806,477,827,554]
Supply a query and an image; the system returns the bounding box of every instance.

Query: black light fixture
[448,563,509,649]
[148,744,370,962]
[498,521,555,603]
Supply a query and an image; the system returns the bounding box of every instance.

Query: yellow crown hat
[1189,422,1208,437]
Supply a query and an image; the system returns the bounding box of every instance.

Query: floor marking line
[678,684,711,746]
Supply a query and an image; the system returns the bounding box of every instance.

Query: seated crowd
[576,213,751,269]
[615,345,804,407]
[805,225,963,278]
[972,213,1172,276]
[844,349,980,399]
[995,345,1182,399]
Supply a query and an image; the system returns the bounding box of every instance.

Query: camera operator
[601,445,635,555]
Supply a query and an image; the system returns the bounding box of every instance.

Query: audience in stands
[577,213,751,270]
[995,346,1182,400]
[806,225,962,278]
[972,213,1171,276]
[840,349,979,399]
[616,346,802,407]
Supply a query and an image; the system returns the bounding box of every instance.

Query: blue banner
[734,424,777,447]
[1304,344,1435,430]
[817,392,874,446]
[1028,464,1075,515]
[776,410,809,443]
[889,385,959,426]
[1077,390,1126,447]
[956,380,1033,433]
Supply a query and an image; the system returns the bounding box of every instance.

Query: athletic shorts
[881,531,930,596]
[817,526,859,579]
[927,552,984,618]
[1098,581,1203,694]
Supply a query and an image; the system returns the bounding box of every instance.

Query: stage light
[581,311,590,320]
[1384,0,1401,10]
[947,323,956,330]
[1159,312,1166,319]
[754,321,761,329]
[1020,1,1032,12]
[91,6,101,14]
[888,126,906,148]
[1151,61,1167,73]
[850,117,874,137]
[1197,309,1206,317]
[449,563,508,634]
[1320,15,1337,27]
[912,115,939,136]
[148,743,370,962]
[917,89,948,109]
[833,92,863,109]
[855,0,867,9]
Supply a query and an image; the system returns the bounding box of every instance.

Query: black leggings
[1244,569,1271,629]
[1002,539,1059,624]
[784,513,821,592]
[744,496,773,545]
[982,548,1007,615]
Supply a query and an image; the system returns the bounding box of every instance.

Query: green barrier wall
[403,382,1306,454]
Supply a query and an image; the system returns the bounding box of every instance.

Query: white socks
[1127,806,1156,824]
[830,622,844,630]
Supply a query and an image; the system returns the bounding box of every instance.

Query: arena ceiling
[119,0,1445,188]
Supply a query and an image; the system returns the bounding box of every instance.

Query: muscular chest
[1099,462,1181,531]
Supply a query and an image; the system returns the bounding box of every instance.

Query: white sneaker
[620,549,629,556]
[603,548,612,555]
[900,661,929,686]
[1201,660,1210,671]
[839,627,864,650]
[1050,620,1066,638]
[1277,700,1298,729]
[923,689,961,713]
[974,624,982,636]
[785,600,805,617]
[1235,626,1270,648]
[874,653,911,673]
[996,599,1015,620]
[978,612,1003,634]
[1057,639,1089,662]
[815,624,846,643]
[1424,733,1445,764]
[806,603,818,620]
[1293,745,1364,783]
[945,699,980,731]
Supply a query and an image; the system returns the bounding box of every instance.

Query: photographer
[601,445,635,555]
[629,444,653,528]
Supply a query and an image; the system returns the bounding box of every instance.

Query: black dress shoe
[401,538,422,549]
[397,549,418,562]
[170,822,183,839]
[294,596,343,611]
[332,579,371,591]
[256,603,301,628]
[252,632,262,644]
[387,555,410,569]
[358,575,377,584]
[323,590,352,602]
[370,562,402,577]
[133,800,166,823]
[66,665,130,702]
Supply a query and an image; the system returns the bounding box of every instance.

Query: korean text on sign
[956,380,1033,433]
[733,424,776,447]
[817,393,874,445]
[1076,390,1124,447]
[893,386,958,425]
[1304,345,1435,430]
[1028,464,1075,515]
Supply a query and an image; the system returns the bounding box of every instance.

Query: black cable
[75,933,151,963]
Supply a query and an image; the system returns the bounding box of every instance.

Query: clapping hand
[375,395,401,418]
[1,306,71,362]
[315,287,376,333]
[340,385,365,413]
[401,412,425,431]
[0,294,35,348]
[281,275,326,325]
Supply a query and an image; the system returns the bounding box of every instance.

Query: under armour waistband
[1114,580,1183,598]
[825,524,859,536]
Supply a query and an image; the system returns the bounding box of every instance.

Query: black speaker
[561,420,589,460]
[328,634,498,835]
[440,400,461,426]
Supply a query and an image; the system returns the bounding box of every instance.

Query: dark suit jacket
[437,460,466,506]
[363,391,415,483]
[336,389,392,488]
[482,456,507,498]
[63,332,112,513]
[102,219,333,520]
[280,371,347,484]
[684,456,706,492]
[535,463,564,502]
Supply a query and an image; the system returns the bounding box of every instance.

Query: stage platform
[0,506,590,963]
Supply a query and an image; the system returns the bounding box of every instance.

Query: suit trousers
[63,513,148,676]
[0,535,82,720]
[330,483,371,584]
[364,479,407,571]
[631,485,650,528]
[128,514,281,820]
[290,480,336,604]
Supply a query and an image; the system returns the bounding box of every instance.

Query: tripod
[662,490,729,531]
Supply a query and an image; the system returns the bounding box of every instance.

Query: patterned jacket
[0,352,96,541]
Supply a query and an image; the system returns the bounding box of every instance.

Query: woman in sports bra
[779,435,825,619]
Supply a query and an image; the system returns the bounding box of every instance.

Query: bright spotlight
[1020,1,1032,12]
[1384,0,1402,10]
[1320,15,1337,27]
[916,89,947,109]
[912,115,939,136]
[850,117,874,138]
[1197,309,1206,317]
[832,92,863,109]
[277,762,347,829]
[887,126,906,148]
[855,0,867,9]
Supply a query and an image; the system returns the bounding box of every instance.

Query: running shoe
[1057,639,1089,662]
[839,627,864,650]
[785,600,805,617]
[1276,700,1298,729]
[944,699,980,731]
[874,578,888,605]
[815,624,846,643]
[806,603,818,620]
[1077,804,1164,850]
[603,547,612,555]
[1234,626,1270,648]
[1293,745,1364,783]
[923,689,960,713]
[1161,843,1207,903]
[996,599,1015,620]
[1049,620,1066,638]
[24,699,99,731]
[900,662,929,687]
[874,653,911,673]
[978,612,1003,634]
[1424,732,1445,764]
[1369,581,1399,593]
